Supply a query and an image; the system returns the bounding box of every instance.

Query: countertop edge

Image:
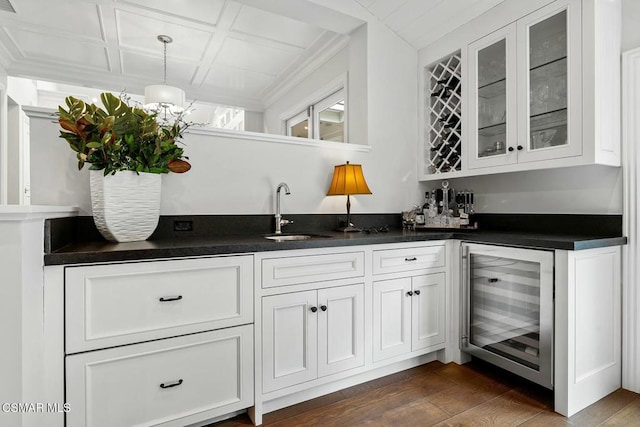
[43,232,627,266]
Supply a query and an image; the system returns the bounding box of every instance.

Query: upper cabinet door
[516,0,582,163]
[467,23,518,169]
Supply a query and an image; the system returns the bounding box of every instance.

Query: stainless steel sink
[264,234,331,241]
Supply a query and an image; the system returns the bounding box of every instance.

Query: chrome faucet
[275,182,292,234]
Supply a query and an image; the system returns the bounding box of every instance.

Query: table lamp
[327,161,372,232]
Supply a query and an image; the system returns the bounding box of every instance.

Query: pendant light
[144,35,185,115]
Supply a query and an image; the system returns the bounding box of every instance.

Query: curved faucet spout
[275,183,292,234]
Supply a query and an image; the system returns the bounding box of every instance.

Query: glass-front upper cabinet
[516,0,581,163]
[467,0,581,169]
[468,24,517,169]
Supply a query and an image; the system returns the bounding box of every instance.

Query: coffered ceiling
[0,0,503,110]
[0,0,357,110]
[355,0,505,49]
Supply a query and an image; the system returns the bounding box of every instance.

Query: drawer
[65,256,253,353]
[261,251,365,288]
[373,244,445,275]
[65,325,253,427]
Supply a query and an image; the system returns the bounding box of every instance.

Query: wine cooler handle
[460,244,470,349]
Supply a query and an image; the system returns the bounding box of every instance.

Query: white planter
[90,170,161,242]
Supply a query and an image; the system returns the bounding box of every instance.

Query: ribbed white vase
[90,170,161,242]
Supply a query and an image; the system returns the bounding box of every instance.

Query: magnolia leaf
[168,159,191,173]
[86,142,102,149]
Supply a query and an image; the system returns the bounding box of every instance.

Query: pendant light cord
[162,39,167,85]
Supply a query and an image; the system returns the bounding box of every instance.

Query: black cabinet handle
[414,290,421,295]
[310,306,318,313]
[406,291,413,296]
[488,278,499,283]
[405,257,418,262]
[320,305,327,311]
[159,295,183,302]
[160,379,183,389]
[517,145,523,151]
[508,146,514,152]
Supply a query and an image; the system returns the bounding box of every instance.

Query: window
[285,87,346,142]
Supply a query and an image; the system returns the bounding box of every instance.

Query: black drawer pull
[414,290,421,295]
[160,379,183,389]
[488,278,499,283]
[405,257,418,262]
[320,305,327,311]
[159,295,183,302]
[406,291,413,296]
[310,306,318,313]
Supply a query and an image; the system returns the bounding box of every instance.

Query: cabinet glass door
[517,1,581,162]
[468,24,517,169]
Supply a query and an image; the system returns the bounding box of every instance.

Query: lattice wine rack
[426,52,462,174]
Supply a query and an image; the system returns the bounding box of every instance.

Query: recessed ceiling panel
[367,0,408,21]
[117,0,226,26]
[232,4,325,49]
[116,9,212,62]
[203,64,274,94]
[6,28,109,70]
[216,37,299,76]
[7,0,103,40]
[121,51,196,86]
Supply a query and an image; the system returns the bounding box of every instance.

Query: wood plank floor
[209,360,640,427]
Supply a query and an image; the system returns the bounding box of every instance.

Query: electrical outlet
[173,220,193,232]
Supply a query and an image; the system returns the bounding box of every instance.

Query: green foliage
[57,92,192,175]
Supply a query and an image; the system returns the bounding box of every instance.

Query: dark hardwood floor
[209,360,640,426]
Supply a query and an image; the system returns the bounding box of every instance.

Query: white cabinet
[372,273,446,362]
[63,255,255,427]
[419,0,621,180]
[262,283,364,393]
[65,256,253,353]
[66,325,253,427]
[468,0,582,170]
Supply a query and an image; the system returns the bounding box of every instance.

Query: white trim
[188,126,370,152]
[622,46,640,393]
[0,205,78,221]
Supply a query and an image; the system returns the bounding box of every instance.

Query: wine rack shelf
[426,51,462,175]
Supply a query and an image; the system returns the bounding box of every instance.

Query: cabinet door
[66,325,253,427]
[373,278,412,362]
[516,0,582,163]
[317,284,365,377]
[468,23,517,169]
[262,291,318,393]
[412,273,446,351]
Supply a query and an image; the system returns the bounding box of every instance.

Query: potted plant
[58,92,192,242]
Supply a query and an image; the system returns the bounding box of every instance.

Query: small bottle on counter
[415,205,425,226]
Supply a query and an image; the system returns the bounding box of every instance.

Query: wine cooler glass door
[516,0,582,163]
[468,24,517,169]
[462,243,554,389]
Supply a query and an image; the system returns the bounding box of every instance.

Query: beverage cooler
[460,243,554,389]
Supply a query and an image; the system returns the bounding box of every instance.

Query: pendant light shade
[144,35,185,114]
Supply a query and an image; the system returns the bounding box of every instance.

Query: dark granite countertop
[44,213,627,265]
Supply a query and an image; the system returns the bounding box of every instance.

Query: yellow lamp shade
[326,162,372,196]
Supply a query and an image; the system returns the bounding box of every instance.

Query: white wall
[26,16,418,216]
[0,65,7,204]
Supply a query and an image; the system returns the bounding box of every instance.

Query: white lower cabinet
[66,325,254,427]
[62,255,255,427]
[373,272,446,362]
[262,283,365,393]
